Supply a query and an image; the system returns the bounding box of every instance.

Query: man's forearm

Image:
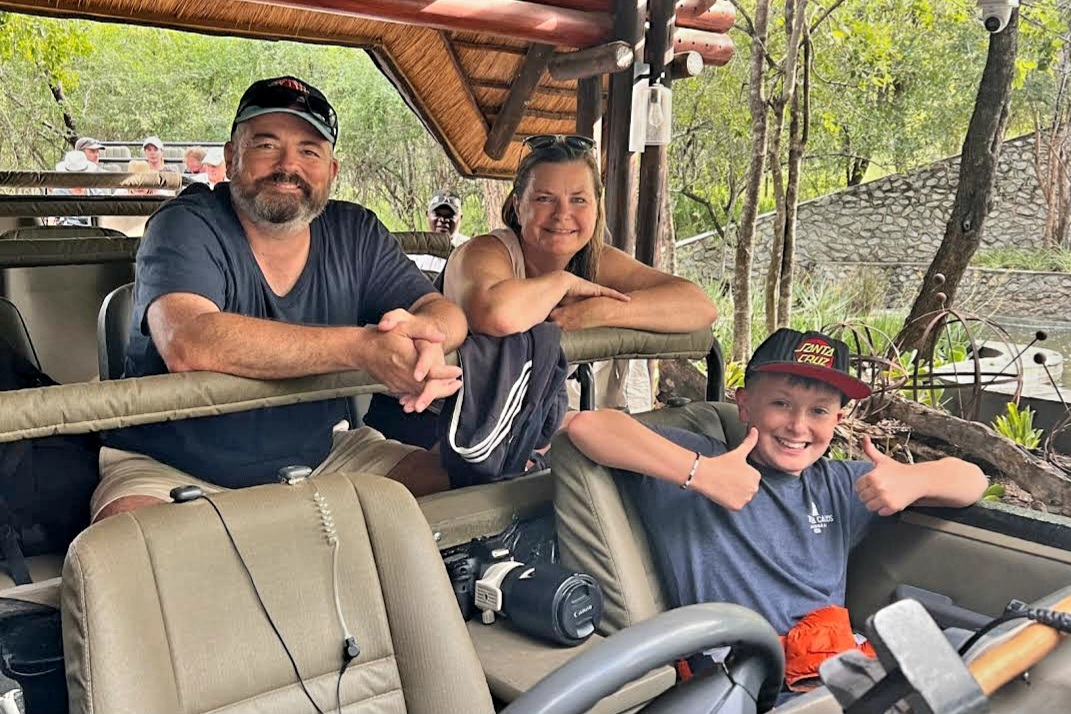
[168,312,366,378]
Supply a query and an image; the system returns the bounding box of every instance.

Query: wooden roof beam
[243,0,612,47]
[674,28,734,66]
[484,43,555,159]
[548,41,633,81]
[471,78,578,99]
[675,0,735,33]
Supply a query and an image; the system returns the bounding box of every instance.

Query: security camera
[977,0,1019,34]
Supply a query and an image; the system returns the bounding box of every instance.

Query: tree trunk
[732,0,772,362]
[763,0,808,334]
[478,178,510,233]
[764,109,787,334]
[895,13,1019,354]
[778,42,809,328]
[48,81,78,145]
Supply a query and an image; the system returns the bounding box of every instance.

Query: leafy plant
[827,444,852,461]
[982,483,1006,502]
[972,247,1071,272]
[724,360,746,389]
[991,402,1043,449]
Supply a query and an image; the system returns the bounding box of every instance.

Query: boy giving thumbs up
[564,328,986,692]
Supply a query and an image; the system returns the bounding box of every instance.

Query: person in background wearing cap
[141,136,168,172]
[564,328,986,695]
[74,137,104,171]
[201,147,227,188]
[410,190,469,273]
[95,76,466,522]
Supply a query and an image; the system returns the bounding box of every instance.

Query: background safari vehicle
[0,1,1068,714]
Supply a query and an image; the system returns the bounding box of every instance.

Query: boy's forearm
[566,410,695,484]
[911,458,988,508]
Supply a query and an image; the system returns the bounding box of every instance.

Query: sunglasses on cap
[234,80,339,145]
[522,134,596,154]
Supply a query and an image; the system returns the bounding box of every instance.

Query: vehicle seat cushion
[62,472,493,714]
[552,401,744,634]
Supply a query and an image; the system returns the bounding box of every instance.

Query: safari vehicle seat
[552,401,746,633]
[63,469,786,714]
[97,282,133,380]
[0,295,41,369]
[0,226,128,240]
[63,472,496,714]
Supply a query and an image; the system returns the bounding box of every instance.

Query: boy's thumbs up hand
[854,435,923,516]
[693,427,762,511]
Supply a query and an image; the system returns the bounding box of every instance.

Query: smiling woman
[440,134,718,410]
[443,135,718,338]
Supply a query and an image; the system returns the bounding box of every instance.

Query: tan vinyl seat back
[551,402,746,634]
[62,473,494,714]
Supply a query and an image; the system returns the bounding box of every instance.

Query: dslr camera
[977,0,1019,34]
[445,536,604,646]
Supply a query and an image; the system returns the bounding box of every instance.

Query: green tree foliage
[0,12,91,166]
[0,16,462,230]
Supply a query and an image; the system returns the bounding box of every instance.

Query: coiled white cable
[312,486,353,644]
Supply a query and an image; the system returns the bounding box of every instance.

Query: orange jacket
[781,605,875,691]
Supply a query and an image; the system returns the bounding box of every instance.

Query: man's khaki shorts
[92,426,420,520]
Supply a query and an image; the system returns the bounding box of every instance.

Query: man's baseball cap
[231,76,338,146]
[142,136,164,150]
[746,328,871,400]
[75,137,103,151]
[428,191,462,214]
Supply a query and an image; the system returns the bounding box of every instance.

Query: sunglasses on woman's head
[522,134,596,154]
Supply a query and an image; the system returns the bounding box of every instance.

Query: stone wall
[677,132,1049,290]
[808,262,1071,320]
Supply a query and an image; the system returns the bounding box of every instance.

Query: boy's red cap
[746,328,871,400]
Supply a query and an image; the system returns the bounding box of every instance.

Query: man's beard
[230,171,331,233]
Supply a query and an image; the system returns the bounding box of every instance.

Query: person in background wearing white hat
[409,190,469,274]
[201,147,227,188]
[53,150,94,226]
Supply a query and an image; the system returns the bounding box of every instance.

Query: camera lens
[499,563,604,646]
[984,16,1001,31]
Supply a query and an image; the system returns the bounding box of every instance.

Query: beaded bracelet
[680,452,702,490]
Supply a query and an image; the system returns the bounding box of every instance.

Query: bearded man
[95,77,467,520]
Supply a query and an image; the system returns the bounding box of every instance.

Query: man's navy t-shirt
[629,425,878,635]
[106,185,435,488]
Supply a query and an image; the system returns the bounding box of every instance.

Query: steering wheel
[501,602,785,714]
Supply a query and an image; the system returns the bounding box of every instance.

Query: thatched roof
[1,0,733,178]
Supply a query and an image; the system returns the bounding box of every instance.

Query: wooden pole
[244,0,612,47]
[669,51,704,80]
[673,27,735,66]
[604,0,644,254]
[675,0,735,32]
[483,44,555,160]
[636,0,675,268]
[550,42,633,81]
[576,77,604,141]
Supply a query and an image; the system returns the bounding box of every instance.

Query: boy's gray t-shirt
[106,185,435,488]
[629,425,878,635]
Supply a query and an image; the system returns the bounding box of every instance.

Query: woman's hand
[562,273,631,303]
